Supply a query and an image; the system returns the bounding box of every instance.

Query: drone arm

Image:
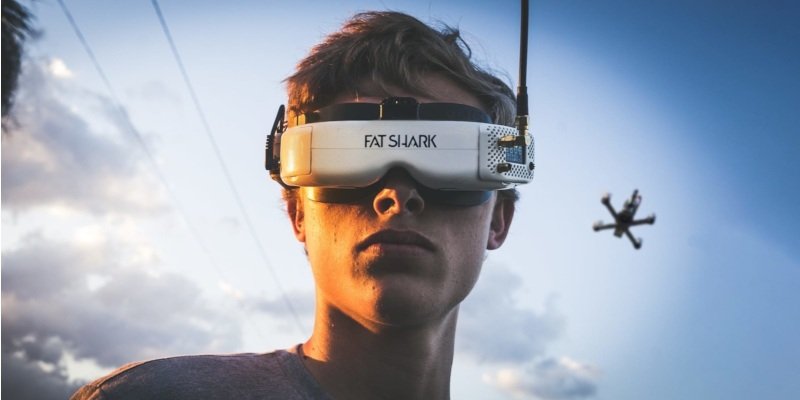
[624,230,642,249]
[602,200,618,220]
[593,222,617,231]
[630,214,656,226]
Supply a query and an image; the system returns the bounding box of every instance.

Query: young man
[72,11,521,400]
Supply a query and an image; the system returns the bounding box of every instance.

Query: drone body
[593,190,655,249]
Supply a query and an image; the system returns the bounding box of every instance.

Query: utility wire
[55,0,269,339]
[150,0,305,333]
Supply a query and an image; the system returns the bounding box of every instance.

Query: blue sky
[2,1,799,399]
[539,0,800,254]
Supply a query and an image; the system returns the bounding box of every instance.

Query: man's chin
[363,278,459,327]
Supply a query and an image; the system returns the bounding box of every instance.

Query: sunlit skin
[286,74,515,400]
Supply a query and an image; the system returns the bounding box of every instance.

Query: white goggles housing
[278,120,533,191]
[266,98,535,192]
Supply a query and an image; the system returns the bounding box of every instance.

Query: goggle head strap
[297,97,492,124]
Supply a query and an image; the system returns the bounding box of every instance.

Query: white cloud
[47,58,73,79]
[219,280,245,300]
[457,264,565,363]
[247,289,315,320]
[1,59,166,216]
[1,351,82,400]
[1,233,243,398]
[483,357,600,400]
[457,265,600,398]
[1,57,241,399]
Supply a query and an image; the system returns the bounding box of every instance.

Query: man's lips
[356,230,436,252]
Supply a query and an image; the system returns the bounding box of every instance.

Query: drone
[593,189,656,249]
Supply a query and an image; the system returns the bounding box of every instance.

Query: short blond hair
[285,11,516,126]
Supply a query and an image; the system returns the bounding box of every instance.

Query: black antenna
[517,0,529,118]
[498,0,534,172]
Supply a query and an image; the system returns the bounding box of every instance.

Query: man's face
[288,75,514,329]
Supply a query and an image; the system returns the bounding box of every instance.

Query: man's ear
[286,190,306,243]
[487,195,515,250]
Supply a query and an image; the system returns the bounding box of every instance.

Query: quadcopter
[593,189,656,249]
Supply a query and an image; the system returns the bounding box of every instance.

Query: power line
[150,0,305,333]
[55,0,270,339]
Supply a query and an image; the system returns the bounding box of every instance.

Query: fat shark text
[364,134,438,148]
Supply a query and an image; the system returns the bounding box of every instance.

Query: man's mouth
[356,229,436,252]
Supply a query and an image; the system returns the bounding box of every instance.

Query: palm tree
[2,0,33,120]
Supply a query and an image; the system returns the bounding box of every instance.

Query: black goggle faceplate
[305,180,492,207]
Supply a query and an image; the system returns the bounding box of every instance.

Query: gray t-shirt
[70,345,331,400]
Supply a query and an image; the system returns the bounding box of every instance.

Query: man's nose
[373,168,425,216]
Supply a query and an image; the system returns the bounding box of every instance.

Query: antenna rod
[517,0,529,118]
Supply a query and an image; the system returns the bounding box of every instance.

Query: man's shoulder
[70,346,329,400]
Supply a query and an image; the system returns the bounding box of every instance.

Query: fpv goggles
[265,97,534,206]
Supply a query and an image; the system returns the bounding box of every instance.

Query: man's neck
[300,303,460,400]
